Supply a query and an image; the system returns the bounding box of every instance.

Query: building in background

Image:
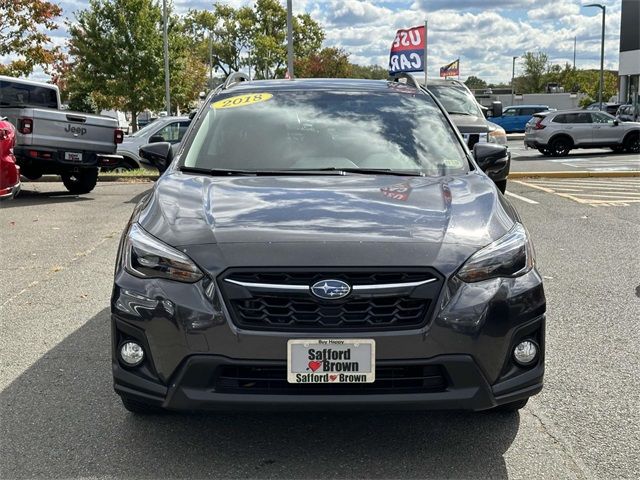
[619,0,640,104]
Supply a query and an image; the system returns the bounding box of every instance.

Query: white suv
[524,110,640,156]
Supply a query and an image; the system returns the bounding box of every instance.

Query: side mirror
[149,135,165,143]
[613,119,619,126]
[491,101,503,118]
[139,142,172,173]
[189,110,198,120]
[474,143,510,184]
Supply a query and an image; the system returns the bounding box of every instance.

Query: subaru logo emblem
[310,279,351,300]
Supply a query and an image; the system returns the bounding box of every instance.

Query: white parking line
[505,191,539,204]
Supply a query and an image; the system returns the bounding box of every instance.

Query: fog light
[120,341,144,366]
[513,340,538,366]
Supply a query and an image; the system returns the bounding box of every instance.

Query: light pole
[584,3,606,111]
[286,0,294,78]
[511,56,518,106]
[162,0,171,115]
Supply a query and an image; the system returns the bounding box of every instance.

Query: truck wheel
[61,168,99,194]
[20,169,42,181]
[495,179,507,194]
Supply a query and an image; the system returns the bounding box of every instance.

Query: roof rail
[388,73,421,89]
[222,72,251,90]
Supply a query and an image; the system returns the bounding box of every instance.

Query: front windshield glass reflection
[182,88,468,175]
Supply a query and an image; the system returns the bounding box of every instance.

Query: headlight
[456,223,534,282]
[123,223,203,282]
[488,127,507,145]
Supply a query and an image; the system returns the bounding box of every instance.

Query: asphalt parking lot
[1,180,639,479]
[507,138,640,173]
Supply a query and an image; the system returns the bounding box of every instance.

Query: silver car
[115,116,190,170]
[524,110,640,156]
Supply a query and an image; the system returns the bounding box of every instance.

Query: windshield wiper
[179,166,344,176]
[447,111,473,116]
[297,167,425,177]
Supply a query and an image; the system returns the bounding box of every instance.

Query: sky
[19,0,624,84]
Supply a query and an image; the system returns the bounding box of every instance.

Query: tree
[295,47,351,78]
[464,76,487,90]
[250,0,323,79]
[67,0,164,130]
[0,0,62,76]
[184,4,254,79]
[168,19,208,113]
[519,51,550,93]
[349,64,388,79]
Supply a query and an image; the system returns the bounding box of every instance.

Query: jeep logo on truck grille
[65,124,87,136]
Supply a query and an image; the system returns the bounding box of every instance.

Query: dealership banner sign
[440,59,460,78]
[388,25,426,74]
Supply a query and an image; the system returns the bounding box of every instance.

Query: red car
[0,118,20,199]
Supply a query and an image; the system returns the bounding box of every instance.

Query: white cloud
[23,0,622,85]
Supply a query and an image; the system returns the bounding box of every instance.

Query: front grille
[215,364,448,395]
[219,269,443,332]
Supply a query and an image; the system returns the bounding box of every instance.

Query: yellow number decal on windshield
[211,93,273,109]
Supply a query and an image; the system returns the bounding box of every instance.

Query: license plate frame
[287,339,375,384]
[64,152,83,162]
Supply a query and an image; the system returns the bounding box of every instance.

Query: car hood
[448,114,490,133]
[139,170,515,257]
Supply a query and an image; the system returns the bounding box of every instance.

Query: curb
[99,175,159,182]
[508,171,640,179]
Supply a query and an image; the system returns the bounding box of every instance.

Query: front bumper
[111,265,546,411]
[113,350,543,412]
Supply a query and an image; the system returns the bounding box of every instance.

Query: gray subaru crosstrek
[111,76,546,414]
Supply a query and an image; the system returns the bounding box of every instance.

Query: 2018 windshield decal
[211,93,273,110]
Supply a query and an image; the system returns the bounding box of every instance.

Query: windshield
[182,89,468,175]
[427,85,483,116]
[130,119,161,137]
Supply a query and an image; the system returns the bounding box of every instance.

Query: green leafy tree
[348,64,388,79]
[67,0,164,130]
[464,75,487,90]
[295,47,351,78]
[250,0,324,79]
[518,51,550,93]
[168,18,208,113]
[184,4,254,79]
[0,0,63,76]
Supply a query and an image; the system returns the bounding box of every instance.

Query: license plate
[287,339,375,384]
[64,152,83,162]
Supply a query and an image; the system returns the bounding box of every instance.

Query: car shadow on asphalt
[4,187,93,209]
[0,309,520,479]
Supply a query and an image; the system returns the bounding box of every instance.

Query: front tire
[495,179,507,194]
[61,168,99,194]
[549,137,571,157]
[623,133,640,154]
